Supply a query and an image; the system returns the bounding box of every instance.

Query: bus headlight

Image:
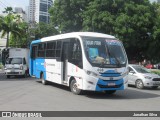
[84,70,98,77]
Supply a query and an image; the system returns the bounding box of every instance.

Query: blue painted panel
[95,79,124,91]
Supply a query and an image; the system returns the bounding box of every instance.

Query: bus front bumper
[83,76,128,91]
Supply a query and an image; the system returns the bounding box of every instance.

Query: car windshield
[132,66,150,73]
[82,36,127,68]
[6,58,22,64]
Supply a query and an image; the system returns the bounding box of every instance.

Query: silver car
[127,64,160,89]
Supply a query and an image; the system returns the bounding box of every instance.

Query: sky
[0,0,29,14]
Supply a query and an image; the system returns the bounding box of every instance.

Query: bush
[0,62,4,69]
[150,70,160,75]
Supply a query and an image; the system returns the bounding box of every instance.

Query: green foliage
[83,0,155,62]
[30,22,58,40]
[49,0,160,62]
[0,7,26,47]
[9,22,29,48]
[0,63,3,69]
[0,13,22,47]
[150,69,160,75]
[49,0,92,33]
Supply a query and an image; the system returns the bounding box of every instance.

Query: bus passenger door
[30,45,37,76]
[62,42,69,83]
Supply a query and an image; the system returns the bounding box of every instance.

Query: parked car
[145,64,153,69]
[154,63,160,69]
[127,64,160,89]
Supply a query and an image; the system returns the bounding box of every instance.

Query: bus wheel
[41,73,47,85]
[104,90,116,95]
[70,79,82,95]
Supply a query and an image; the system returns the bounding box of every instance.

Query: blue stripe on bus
[100,70,121,77]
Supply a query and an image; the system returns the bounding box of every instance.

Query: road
[0,70,160,119]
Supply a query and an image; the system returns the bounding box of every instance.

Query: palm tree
[0,14,21,47]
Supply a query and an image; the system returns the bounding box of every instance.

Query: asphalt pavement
[0,69,160,120]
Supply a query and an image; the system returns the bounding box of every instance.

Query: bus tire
[70,79,82,95]
[104,90,116,95]
[41,73,47,85]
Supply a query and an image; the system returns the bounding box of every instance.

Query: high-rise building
[29,0,53,24]
[14,7,28,22]
[29,0,36,23]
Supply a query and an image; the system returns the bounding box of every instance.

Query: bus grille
[98,83,123,88]
[100,73,121,77]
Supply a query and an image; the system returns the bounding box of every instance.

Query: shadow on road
[36,81,71,92]
[1,70,159,100]
[0,74,36,81]
[84,88,160,100]
[36,80,160,100]
[86,88,160,100]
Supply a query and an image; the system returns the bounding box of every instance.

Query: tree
[3,7,14,14]
[0,7,22,48]
[49,0,158,62]
[148,2,160,62]
[29,22,58,40]
[114,0,155,62]
[9,21,29,48]
[82,0,155,62]
[82,0,116,33]
[0,14,21,47]
[49,0,92,33]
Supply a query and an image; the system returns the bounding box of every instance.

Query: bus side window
[31,45,37,59]
[55,41,62,58]
[69,39,83,69]
[38,43,46,58]
[46,42,56,58]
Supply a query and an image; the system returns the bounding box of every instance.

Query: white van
[4,48,29,78]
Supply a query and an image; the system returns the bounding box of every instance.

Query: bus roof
[32,32,116,44]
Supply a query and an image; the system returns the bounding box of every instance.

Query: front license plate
[108,82,115,86]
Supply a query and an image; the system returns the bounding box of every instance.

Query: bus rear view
[29,32,128,95]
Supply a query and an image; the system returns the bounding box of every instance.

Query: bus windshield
[82,36,127,68]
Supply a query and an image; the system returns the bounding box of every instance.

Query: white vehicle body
[30,32,128,94]
[4,48,29,78]
[128,64,160,89]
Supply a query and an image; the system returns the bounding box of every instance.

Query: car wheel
[151,86,158,89]
[104,90,116,95]
[70,79,82,95]
[23,72,27,78]
[135,79,144,89]
[41,73,47,85]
